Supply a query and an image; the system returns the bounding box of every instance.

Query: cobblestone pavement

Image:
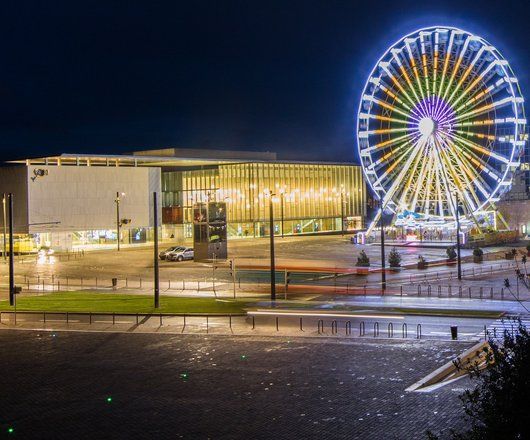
[0,330,473,439]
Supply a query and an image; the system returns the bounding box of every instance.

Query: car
[159,246,184,260]
[167,247,194,262]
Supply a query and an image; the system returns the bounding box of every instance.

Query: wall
[26,165,161,233]
[0,166,29,233]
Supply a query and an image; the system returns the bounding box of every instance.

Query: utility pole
[153,192,160,308]
[380,200,386,292]
[455,192,462,281]
[8,193,14,306]
[269,194,276,301]
[115,192,121,251]
[2,193,6,261]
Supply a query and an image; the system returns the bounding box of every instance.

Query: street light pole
[153,192,160,308]
[280,192,284,238]
[115,192,121,251]
[380,200,386,291]
[455,192,462,281]
[2,193,6,261]
[8,193,14,306]
[340,190,345,237]
[269,193,276,302]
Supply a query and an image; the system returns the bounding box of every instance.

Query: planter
[417,262,428,270]
[505,253,515,260]
[446,259,457,265]
[473,255,483,263]
[355,266,370,275]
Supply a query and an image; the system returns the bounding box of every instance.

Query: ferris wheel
[357,26,526,230]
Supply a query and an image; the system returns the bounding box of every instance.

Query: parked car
[159,246,184,260]
[167,247,194,262]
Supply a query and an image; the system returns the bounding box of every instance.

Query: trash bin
[450,326,458,340]
[112,278,118,288]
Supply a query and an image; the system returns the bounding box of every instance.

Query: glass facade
[162,162,366,237]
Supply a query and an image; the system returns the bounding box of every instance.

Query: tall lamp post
[268,192,276,302]
[340,186,345,237]
[8,193,14,306]
[380,199,386,291]
[2,193,6,261]
[455,192,462,281]
[153,192,160,308]
[115,192,121,251]
[280,190,285,238]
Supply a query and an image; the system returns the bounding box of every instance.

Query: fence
[0,310,245,333]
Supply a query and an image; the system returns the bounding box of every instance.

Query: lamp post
[455,192,462,281]
[268,192,276,302]
[115,192,121,251]
[8,193,14,306]
[340,187,345,237]
[280,190,285,238]
[380,199,386,291]
[2,193,6,261]
[153,192,160,308]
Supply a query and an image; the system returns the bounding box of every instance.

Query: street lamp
[266,191,276,302]
[2,193,6,261]
[340,185,345,237]
[115,192,125,251]
[454,192,462,281]
[279,187,285,238]
[379,199,386,291]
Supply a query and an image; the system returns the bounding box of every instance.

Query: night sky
[0,0,528,162]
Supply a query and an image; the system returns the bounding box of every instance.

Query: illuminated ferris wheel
[357,26,526,230]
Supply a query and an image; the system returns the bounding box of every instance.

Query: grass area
[263,301,504,319]
[0,292,251,314]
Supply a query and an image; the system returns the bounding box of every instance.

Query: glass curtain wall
[162,163,366,237]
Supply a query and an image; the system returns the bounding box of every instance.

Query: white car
[167,247,194,262]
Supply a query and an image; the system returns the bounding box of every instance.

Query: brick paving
[0,331,473,439]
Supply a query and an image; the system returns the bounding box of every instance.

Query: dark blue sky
[0,0,528,162]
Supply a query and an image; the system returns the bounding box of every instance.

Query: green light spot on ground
[8,427,14,434]
[241,355,247,359]
[180,373,188,379]
[106,396,113,403]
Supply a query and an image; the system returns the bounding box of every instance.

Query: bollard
[448,285,452,297]
[275,316,279,331]
[229,315,232,331]
[459,286,462,298]
[81,277,83,287]
[299,317,303,331]
[252,315,255,330]
[417,285,421,296]
[43,312,46,323]
[359,321,365,336]
[139,277,142,288]
[112,313,115,325]
[197,281,200,292]
[66,276,69,287]
[66,312,69,324]
[90,312,92,324]
[182,315,186,332]
[206,315,209,333]
[387,322,393,338]
[480,287,483,299]
[468,287,472,298]
[126,277,128,288]
[501,287,504,299]
[364,285,367,296]
[160,313,163,327]
[318,319,324,334]
[345,321,351,335]
[400,285,403,297]
[96,277,98,288]
[428,285,432,296]
[58,281,60,291]
[331,320,338,335]
[373,322,379,337]
[451,325,458,340]
[484,325,487,341]
[490,287,493,299]
[136,313,138,325]
[402,323,408,338]
[416,324,422,339]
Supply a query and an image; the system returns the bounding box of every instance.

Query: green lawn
[0,292,250,314]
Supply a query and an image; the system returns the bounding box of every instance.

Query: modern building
[0,148,366,251]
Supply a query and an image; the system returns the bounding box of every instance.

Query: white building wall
[26,165,161,234]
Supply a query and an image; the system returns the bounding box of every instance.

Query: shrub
[388,247,401,268]
[472,247,483,257]
[355,250,370,267]
[446,246,457,260]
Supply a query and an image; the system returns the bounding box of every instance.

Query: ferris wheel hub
[418,117,436,137]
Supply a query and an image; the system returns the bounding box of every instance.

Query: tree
[388,247,402,268]
[355,250,370,267]
[428,320,530,439]
[447,246,457,261]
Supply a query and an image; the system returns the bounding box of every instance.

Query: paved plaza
[0,330,473,439]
